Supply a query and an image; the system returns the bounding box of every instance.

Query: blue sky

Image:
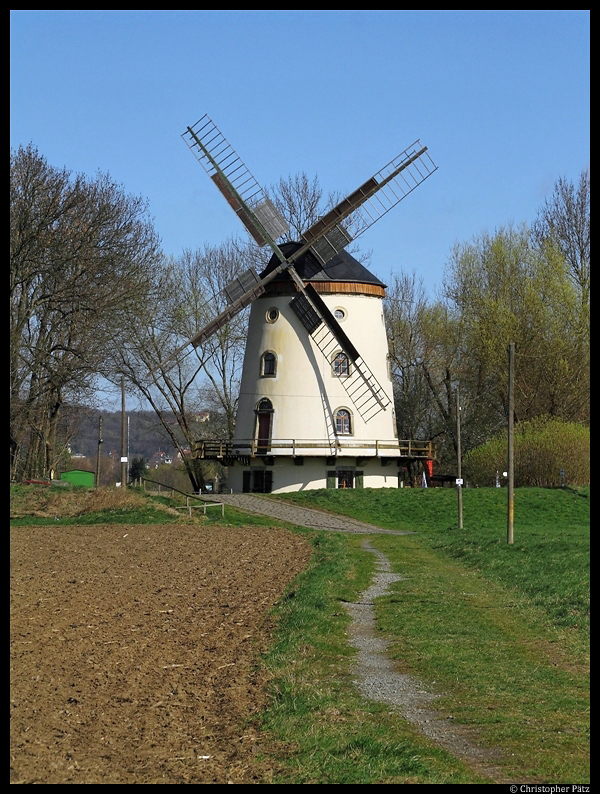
[11,10,589,297]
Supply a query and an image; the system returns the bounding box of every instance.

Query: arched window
[257,398,273,412]
[261,351,277,377]
[335,408,352,435]
[332,351,350,377]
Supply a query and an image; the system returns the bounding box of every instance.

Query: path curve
[207,493,510,782]
[204,493,414,535]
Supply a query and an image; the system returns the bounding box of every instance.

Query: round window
[334,308,345,320]
[266,308,279,323]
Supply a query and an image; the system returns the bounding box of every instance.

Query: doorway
[242,470,273,494]
[255,398,273,455]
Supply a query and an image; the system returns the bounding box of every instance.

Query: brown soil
[10,520,312,784]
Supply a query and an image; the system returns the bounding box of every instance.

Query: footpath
[205,492,507,782]
[203,493,414,535]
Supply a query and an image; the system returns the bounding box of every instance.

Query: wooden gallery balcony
[194,438,436,465]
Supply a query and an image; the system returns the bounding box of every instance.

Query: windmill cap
[261,242,386,288]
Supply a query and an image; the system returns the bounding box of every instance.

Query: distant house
[149,451,173,468]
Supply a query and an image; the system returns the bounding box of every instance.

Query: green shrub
[463,417,589,487]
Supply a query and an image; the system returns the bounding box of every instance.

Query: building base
[227,455,406,494]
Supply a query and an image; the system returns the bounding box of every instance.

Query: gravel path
[344,538,510,783]
[209,494,510,782]
[204,493,414,535]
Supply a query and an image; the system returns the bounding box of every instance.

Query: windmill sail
[181,114,437,420]
[301,141,437,264]
[183,115,289,248]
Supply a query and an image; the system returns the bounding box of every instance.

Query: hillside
[67,409,177,462]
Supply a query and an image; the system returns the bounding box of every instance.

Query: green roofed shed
[60,469,95,486]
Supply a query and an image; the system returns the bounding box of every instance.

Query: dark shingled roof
[260,242,386,288]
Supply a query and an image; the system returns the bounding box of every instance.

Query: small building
[60,469,95,487]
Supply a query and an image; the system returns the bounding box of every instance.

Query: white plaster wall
[233,290,399,450]
[227,456,401,494]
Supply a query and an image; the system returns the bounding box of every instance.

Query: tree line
[10,143,589,489]
[386,175,589,468]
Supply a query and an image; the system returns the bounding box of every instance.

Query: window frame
[260,351,277,377]
[332,351,350,378]
[334,407,353,435]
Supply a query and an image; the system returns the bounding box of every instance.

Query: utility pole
[121,376,127,488]
[95,416,103,486]
[456,384,463,530]
[507,343,515,545]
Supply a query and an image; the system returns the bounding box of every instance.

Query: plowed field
[10,522,312,784]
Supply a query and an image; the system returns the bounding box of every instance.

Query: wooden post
[120,377,127,488]
[95,416,102,487]
[507,343,515,545]
[456,385,463,530]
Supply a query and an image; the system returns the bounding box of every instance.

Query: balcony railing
[194,438,435,461]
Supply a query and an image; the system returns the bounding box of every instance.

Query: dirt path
[344,539,510,783]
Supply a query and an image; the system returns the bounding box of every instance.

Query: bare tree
[384,271,432,438]
[107,242,249,493]
[10,144,160,480]
[251,172,371,269]
[174,244,249,437]
[532,170,590,306]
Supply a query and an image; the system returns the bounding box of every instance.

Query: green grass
[272,484,589,533]
[256,530,488,784]
[273,487,590,635]
[364,533,588,780]
[258,487,589,782]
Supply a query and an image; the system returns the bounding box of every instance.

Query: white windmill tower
[180,115,438,493]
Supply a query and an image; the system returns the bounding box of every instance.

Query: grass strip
[364,532,589,782]
[257,529,492,784]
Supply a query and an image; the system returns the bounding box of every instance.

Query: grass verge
[257,530,489,784]
[259,487,589,783]
[365,532,589,782]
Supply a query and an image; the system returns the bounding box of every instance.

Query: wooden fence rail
[135,477,225,518]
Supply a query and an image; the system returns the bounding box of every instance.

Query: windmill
[182,115,438,493]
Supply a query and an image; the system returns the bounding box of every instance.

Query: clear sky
[11,10,589,296]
